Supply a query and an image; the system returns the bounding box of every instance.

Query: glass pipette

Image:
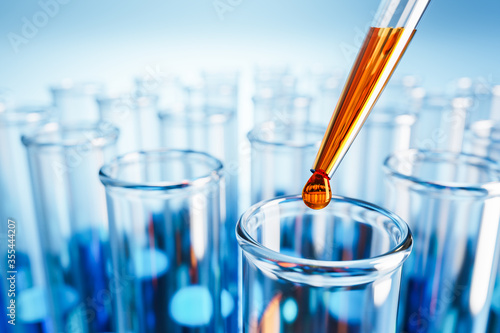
[303,0,431,209]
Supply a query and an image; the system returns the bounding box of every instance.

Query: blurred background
[1,0,499,101]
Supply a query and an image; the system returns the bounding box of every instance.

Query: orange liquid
[303,26,415,210]
[302,170,332,209]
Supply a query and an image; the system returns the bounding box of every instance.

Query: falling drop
[302,169,332,209]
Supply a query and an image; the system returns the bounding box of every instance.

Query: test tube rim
[384,149,500,195]
[0,105,52,125]
[96,93,159,108]
[99,148,223,191]
[469,119,500,143]
[21,121,119,148]
[158,106,235,125]
[236,195,413,283]
[247,121,326,149]
[49,80,105,95]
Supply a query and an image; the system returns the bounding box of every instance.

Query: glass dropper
[303,0,431,209]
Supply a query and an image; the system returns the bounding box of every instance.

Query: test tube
[22,122,118,332]
[97,94,161,154]
[252,93,312,126]
[247,121,325,204]
[472,85,500,123]
[411,95,473,152]
[254,66,297,97]
[237,195,412,332]
[50,81,104,123]
[464,120,500,162]
[159,106,239,330]
[187,71,240,110]
[99,150,224,332]
[0,106,51,332]
[306,70,343,124]
[333,106,416,206]
[384,150,500,333]
[135,73,184,110]
[462,120,500,333]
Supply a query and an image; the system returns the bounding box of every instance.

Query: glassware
[247,121,325,204]
[254,66,297,97]
[187,71,239,110]
[236,195,412,332]
[333,106,416,206]
[462,120,500,333]
[252,93,312,126]
[410,95,473,153]
[135,73,184,110]
[159,73,239,318]
[99,149,225,332]
[0,106,51,333]
[384,150,500,333]
[464,120,500,162]
[22,122,118,332]
[97,94,160,154]
[448,78,500,124]
[159,106,239,331]
[473,85,500,123]
[50,81,104,123]
[305,69,344,124]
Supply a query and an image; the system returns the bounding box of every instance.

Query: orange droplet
[302,170,332,210]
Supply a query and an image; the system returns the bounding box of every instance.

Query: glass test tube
[97,94,161,154]
[464,120,500,162]
[411,95,473,152]
[159,106,239,331]
[254,67,297,97]
[473,85,500,123]
[0,106,51,333]
[462,120,500,333]
[22,122,118,332]
[188,71,240,110]
[237,195,412,332]
[333,106,416,206]
[384,150,500,333]
[135,73,184,110]
[99,150,225,332]
[247,121,325,204]
[305,70,344,124]
[252,93,312,127]
[50,81,104,123]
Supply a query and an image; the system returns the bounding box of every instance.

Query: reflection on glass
[384,150,500,333]
[23,122,118,332]
[237,195,412,332]
[0,106,51,333]
[100,150,225,332]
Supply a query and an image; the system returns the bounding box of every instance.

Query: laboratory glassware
[23,122,118,332]
[100,149,225,332]
[384,149,500,333]
[237,195,412,332]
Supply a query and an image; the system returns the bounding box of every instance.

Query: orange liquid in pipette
[303,27,416,209]
[302,170,332,209]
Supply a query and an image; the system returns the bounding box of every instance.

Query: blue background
[1,0,499,101]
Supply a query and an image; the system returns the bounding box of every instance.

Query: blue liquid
[2,252,56,333]
[242,215,399,332]
[69,229,113,332]
[487,282,500,333]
